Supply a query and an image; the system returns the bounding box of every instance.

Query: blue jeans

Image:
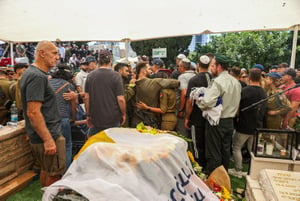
[88,124,120,137]
[61,118,72,169]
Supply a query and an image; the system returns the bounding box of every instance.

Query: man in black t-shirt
[185,55,212,169]
[229,68,267,178]
[85,50,126,136]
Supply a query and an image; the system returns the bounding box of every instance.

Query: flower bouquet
[188,151,245,201]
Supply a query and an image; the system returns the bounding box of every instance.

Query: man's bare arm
[282,101,300,128]
[84,93,93,128]
[117,95,126,126]
[178,89,187,118]
[184,98,193,128]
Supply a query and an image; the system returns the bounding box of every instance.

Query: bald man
[21,41,66,187]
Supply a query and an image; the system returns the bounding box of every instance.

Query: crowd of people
[0,42,99,72]
[1,40,300,188]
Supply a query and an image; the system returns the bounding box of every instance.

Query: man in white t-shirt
[75,59,89,93]
[176,58,196,138]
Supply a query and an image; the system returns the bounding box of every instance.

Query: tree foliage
[286,31,300,67]
[131,36,192,67]
[190,31,298,71]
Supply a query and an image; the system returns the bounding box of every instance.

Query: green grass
[228,160,249,199]
[7,179,42,201]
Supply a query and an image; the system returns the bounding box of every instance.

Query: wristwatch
[147,107,151,112]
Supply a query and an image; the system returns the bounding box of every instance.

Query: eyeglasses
[241,76,248,78]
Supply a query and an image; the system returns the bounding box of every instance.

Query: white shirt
[75,70,89,92]
[58,46,66,58]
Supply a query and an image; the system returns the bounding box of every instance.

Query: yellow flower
[221,186,231,199]
[136,122,159,134]
[187,151,195,163]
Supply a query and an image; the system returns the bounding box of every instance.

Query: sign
[152,48,167,58]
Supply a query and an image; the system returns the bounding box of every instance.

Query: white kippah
[177,54,186,59]
[182,58,190,63]
[199,55,210,64]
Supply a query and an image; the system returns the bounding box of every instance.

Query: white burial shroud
[42,127,218,201]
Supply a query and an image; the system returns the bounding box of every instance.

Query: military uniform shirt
[199,71,241,118]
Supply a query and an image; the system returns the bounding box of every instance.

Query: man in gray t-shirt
[20,41,65,187]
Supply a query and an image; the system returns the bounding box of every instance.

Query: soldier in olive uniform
[132,62,179,128]
[159,88,177,130]
[114,62,135,127]
[0,70,14,125]
[136,71,177,130]
[265,72,291,129]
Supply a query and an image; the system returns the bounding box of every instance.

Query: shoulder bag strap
[55,82,70,94]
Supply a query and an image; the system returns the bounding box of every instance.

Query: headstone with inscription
[259,169,300,201]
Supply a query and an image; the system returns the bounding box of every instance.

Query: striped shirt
[49,78,75,118]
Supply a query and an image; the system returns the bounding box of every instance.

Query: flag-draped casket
[43,127,218,201]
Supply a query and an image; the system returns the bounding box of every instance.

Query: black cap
[151,58,164,67]
[282,68,296,78]
[86,56,96,63]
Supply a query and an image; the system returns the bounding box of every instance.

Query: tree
[286,30,300,68]
[131,36,192,67]
[190,31,296,71]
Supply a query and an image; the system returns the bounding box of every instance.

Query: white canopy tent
[0,0,299,66]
